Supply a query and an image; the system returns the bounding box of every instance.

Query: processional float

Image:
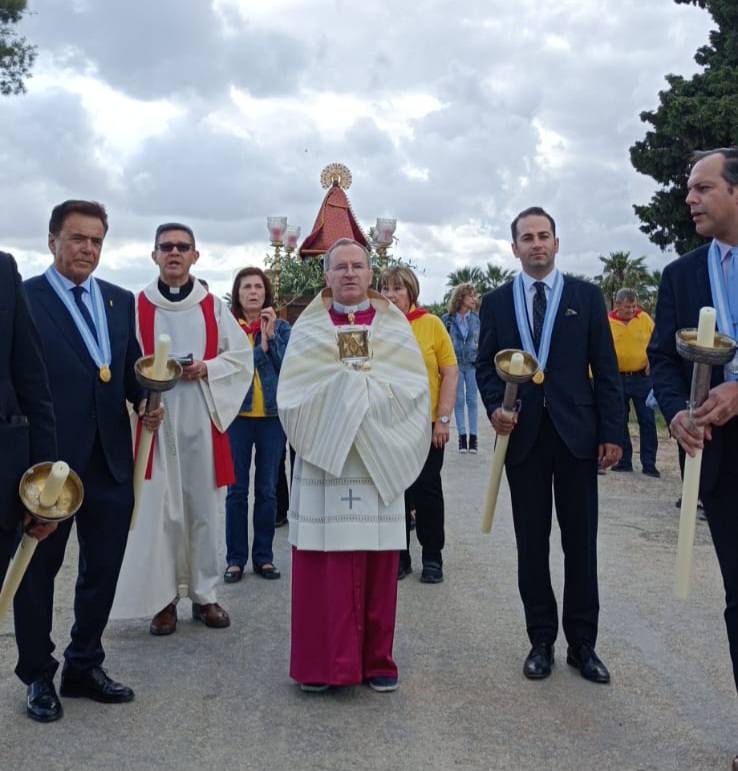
[673,307,737,599]
[480,349,541,533]
[0,460,84,624]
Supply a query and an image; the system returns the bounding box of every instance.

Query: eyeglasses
[157,242,193,253]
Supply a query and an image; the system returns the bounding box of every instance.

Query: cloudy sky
[2,0,714,303]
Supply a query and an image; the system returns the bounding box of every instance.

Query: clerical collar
[158,277,194,302]
[332,299,371,315]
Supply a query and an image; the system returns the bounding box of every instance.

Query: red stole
[136,292,235,487]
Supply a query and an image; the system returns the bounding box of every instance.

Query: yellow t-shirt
[608,311,654,372]
[239,327,265,417]
[408,307,457,422]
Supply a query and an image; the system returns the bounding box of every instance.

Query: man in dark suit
[476,206,622,685]
[14,200,162,723]
[0,252,58,581]
[648,149,738,771]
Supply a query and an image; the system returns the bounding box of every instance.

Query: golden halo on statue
[321,162,352,190]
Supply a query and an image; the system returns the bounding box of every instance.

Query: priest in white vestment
[111,223,252,634]
[278,238,430,692]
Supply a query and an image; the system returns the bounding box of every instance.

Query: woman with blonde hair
[442,283,481,453]
[379,266,457,583]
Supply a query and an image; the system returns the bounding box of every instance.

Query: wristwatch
[438,415,450,424]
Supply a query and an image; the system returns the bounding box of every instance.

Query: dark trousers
[701,422,738,691]
[276,445,295,522]
[400,441,445,568]
[13,440,133,684]
[620,372,658,469]
[0,523,15,587]
[506,412,600,648]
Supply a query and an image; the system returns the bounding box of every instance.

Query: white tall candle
[696,306,716,347]
[39,461,70,508]
[674,306,716,599]
[509,352,524,377]
[151,334,170,380]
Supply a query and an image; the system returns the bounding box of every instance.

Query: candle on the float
[151,334,170,381]
[39,461,70,508]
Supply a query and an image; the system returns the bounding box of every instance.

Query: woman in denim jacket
[442,283,481,453]
[224,267,291,582]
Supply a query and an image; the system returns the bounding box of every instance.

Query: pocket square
[565,308,578,316]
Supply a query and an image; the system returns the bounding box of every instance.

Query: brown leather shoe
[192,602,230,628]
[149,603,177,636]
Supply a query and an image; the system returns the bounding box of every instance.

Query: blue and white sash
[44,266,112,380]
[706,240,738,379]
[512,270,563,374]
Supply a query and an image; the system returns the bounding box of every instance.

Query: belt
[620,368,647,376]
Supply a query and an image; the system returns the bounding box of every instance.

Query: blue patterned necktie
[533,281,547,348]
[71,285,98,342]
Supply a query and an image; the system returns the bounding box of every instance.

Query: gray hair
[615,288,637,304]
[323,238,370,270]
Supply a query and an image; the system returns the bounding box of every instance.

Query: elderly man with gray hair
[608,287,659,477]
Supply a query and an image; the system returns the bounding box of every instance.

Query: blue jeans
[454,363,478,435]
[620,372,658,469]
[225,416,286,568]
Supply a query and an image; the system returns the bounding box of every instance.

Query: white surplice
[278,289,431,552]
[111,280,253,619]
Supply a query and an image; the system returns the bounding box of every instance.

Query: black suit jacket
[0,254,57,531]
[648,244,731,493]
[24,274,144,483]
[476,275,622,465]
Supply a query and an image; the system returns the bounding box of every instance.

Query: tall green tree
[630,0,738,255]
[1,1,35,95]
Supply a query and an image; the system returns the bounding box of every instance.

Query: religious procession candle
[481,351,526,533]
[508,352,525,378]
[39,461,70,508]
[696,306,716,347]
[674,307,716,600]
[151,334,170,381]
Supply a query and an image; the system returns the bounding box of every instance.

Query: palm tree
[594,251,653,309]
[481,263,516,293]
[446,266,484,291]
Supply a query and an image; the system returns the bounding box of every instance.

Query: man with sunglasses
[111,223,252,636]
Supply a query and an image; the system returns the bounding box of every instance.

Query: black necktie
[533,281,547,348]
[71,285,98,342]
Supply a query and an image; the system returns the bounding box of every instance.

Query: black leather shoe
[523,642,554,679]
[27,678,63,722]
[60,666,135,703]
[397,563,412,581]
[566,644,610,684]
[420,561,444,584]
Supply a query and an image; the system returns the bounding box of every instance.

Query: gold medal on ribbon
[532,369,544,385]
[99,364,111,383]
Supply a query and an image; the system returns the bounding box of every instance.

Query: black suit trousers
[402,441,445,566]
[701,421,738,691]
[13,435,133,684]
[506,411,600,647]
